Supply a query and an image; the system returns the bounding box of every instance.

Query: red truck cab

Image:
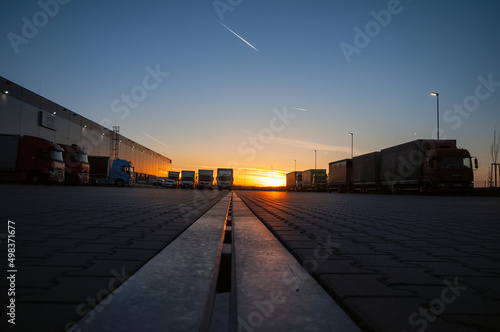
[425,145,477,191]
[0,135,66,184]
[59,144,90,184]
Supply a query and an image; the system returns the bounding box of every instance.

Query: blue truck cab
[88,156,134,186]
[108,159,134,186]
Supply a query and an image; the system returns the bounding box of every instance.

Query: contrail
[216,20,259,52]
[294,107,308,112]
[141,132,170,148]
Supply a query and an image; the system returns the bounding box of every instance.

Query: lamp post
[431,92,439,140]
[314,150,317,169]
[349,133,353,158]
[294,159,296,173]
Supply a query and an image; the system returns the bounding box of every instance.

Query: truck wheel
[419,183,430,195]
[116,179,125,187]
[27,171,41,185]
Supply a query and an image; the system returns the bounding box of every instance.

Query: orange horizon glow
[169,168,288,187]
[233,168,287,187]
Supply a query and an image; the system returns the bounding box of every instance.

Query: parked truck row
[0,135,234,190]
[287,139,477,194]
[158,169,233,190]
[0,134,136,186]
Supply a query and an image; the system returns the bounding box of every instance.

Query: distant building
[0,76,171,181]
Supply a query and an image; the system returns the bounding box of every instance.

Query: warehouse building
[0,76,171,181]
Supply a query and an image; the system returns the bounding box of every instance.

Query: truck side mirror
[474,157,478,169]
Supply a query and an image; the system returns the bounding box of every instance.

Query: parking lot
[0,185,228,331]
[0,186,499,331]
[236,191,500,331]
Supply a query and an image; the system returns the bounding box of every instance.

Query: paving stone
[315,260,374,275]
[237,191,500,332]
[416,262,497,277]
[342,297,479,332]
[349,254,415,268]
[0,303,79,332]
[59,244,118,254]
[320,274,413,299]
[95,249,157,261]
[441,314,500,332]
[459,276,500,299]
[371,267,444,285]
[395,285,500,315]
[65,260,144,277]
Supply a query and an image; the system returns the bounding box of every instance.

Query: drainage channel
[207,193,236,332]
[72,193,233,332]
[71,192,359,332]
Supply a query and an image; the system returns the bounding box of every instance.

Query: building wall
[0,77,171,178]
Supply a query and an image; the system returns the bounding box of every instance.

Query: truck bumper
[49,169,65,183]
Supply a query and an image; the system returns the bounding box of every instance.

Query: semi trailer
[0,134,65,184]
[352,152,380,193]
[328,159,352,192]
[379,139,476,193]
[330,139,477,194]
[286,171,302,191]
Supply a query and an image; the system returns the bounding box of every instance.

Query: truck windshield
[183,177,193,181]
[440,156,471,169]
[121,166,133,173]
[79,153,89,164]
[50,150,64,162]
[200,176,212,181]
[219,176,231,181]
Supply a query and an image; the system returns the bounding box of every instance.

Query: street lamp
[349,133,353,158]
[431,92,439,140]
[314,150,317,170]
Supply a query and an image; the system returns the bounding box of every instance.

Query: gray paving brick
[342,297,479,332]
[320,274,413,299]
[237,191,500,332]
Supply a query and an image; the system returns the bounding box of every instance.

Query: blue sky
[1,0,500,185]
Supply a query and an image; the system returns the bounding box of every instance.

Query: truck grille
[55,170,65,182]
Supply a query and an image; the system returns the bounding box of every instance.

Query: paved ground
[0,185,228,331]
[236,191,500,332]
[1,186,499,331]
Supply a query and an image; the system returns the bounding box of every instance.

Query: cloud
[243,131,352,154]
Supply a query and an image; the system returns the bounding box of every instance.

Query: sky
[1,0,500,186]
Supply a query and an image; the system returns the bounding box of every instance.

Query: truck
[286,171,302,191]
[301,169,328,192]
[379,139,477,193]
[352,152,381,193]
[0,134,65,184]
[328,159,352,193]
[197,169,214,190]
[59,143,89,185]
[217,168,233,191]
[168,171,180,188]
[88,156,134,187]
[180,170,196,189]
